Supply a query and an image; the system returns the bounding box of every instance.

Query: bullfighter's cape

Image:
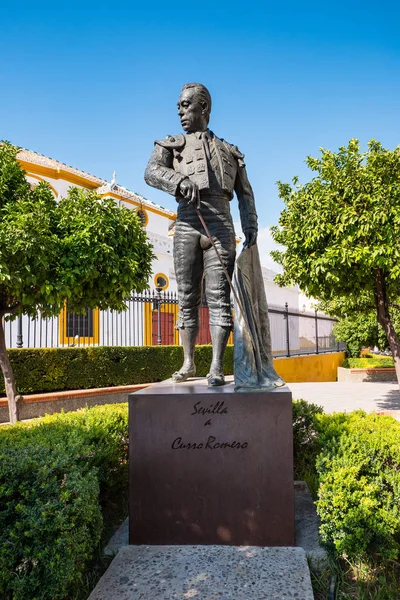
[233,244,285,392]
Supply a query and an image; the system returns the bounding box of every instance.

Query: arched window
[154,273,169,290]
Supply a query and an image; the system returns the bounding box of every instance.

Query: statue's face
[177,88,208,132]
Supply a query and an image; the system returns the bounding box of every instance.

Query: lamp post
[284,302,290,357]
[156,285,163,345]
[16,315,23,348]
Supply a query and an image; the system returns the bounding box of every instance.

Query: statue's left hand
[179,179,199,205]
[243,228,257,249]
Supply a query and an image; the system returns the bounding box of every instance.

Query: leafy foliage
[291,405,400,564]
[0,404,128,600]
[272,139,400,303]
[0,143,154,319]
[292,399,324,496]
[4,399,400,596]
[271,140,400,377]
[319,295,400,358]
[316,412,400,561]
[0,143,60,317]
[0,399,322,599]
[333,311,388,357]
[0,345,234,395]
[57,188,153,313]
[0,142,154,421]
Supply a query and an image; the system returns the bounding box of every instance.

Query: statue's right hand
[179,179,199,205]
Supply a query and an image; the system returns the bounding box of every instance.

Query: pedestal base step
[88,545,314,600]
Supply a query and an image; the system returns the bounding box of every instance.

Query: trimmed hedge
[0,404,128,600]
[1,345,234,395]
[342,356,394,369]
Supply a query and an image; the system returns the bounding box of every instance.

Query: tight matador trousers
[174,195,236,330]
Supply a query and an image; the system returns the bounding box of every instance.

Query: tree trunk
[0,317,20,423]
[375,268,400,387]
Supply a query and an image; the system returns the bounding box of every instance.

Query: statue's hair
[181,83,212,117]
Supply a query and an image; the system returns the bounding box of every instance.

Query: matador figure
[145,83,258,386]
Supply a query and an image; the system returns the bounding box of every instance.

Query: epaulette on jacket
[155,134,186,150]
[221,139,246,167]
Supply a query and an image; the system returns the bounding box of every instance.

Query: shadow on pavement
[376,386,400,411]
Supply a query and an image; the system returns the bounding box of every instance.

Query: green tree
[316,295,388,357]
[0,143,154,423]
[333,312,387,357]
[271,139,400,383]
[318,294,400,357]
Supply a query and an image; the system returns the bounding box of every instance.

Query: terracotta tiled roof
[17,148,106,186]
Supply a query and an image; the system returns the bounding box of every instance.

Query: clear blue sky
[1,1,400,266]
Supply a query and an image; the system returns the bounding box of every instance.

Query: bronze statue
[145,83,282,390]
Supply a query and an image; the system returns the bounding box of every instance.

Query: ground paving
[288,381,400,414]
[88,545,314,600]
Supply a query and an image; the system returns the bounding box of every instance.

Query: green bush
[342,356,394,368]
[292,399,323,494]
[316,412,400,561]
[291,406,400,562]
[1,345,234,395]
[0,404,128,600]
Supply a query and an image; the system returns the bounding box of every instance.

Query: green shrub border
[2,345,234,395]
[315,411,400,561]
[0,399,318,599]
[0,404,129,600]
[291,402,400,564]
[342,356,394,369]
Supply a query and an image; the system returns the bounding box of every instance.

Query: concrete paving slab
[89,545,314,600]
[288,381,400,413]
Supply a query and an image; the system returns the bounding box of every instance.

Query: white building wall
[146,210,173,234]
[25,174,75,198]
[262,267,300,310]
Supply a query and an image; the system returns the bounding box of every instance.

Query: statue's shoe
[207,372,225,387]
[171,367,196,383]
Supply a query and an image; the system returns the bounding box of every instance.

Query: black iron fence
[4,291,345,356]
[268,304,345,356]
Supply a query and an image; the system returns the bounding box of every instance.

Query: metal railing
[268,303,345,357]
[4,293,344,357]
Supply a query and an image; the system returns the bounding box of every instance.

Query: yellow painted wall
[273,352,345,383]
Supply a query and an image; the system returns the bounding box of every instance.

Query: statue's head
[177,83,212,132]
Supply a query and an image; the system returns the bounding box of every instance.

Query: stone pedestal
[129,376,294,546]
